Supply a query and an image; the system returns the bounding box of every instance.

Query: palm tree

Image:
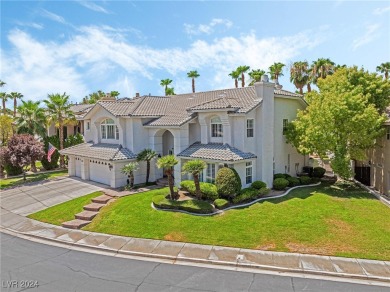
[0,92,8,115]
[290,61,309,95]
[376,62,390,79]
[44,93,76,168]
[268,62,285,85]
[236,65,251,87]
[110,91,120,99]
[121,162,139,188]
[137,148,158,184]
[165,87,175,95]
[229,70,240,88]
[16,100,46,138]
[8,92,24,117]
[160,79,173,95]
[182,159,206,199]
[248,69,266,86]
[156,155,178,199]
[187,70,200,93]
[312,58,335,84]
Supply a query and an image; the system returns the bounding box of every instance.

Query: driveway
[0,177,105,216]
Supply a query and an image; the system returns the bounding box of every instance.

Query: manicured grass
[0,170,68,189]
[83,182,390,260]
[28,191,103,225]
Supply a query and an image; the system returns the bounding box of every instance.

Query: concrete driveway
[0,177,105,216]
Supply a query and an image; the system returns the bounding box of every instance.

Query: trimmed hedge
[300,176,312,185]
[287,177,301,187]
[215,167,241,198]
[214,199,229,209]
[152,195,214,214]
[273,178,289,190]
[232,187,258,204]
[274,173,287,179]
[180,180,218,201]
[312,167,326,178]
[251,180,266,190]
[4,163,23,176]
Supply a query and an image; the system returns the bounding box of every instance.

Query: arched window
[211,116,223,137]
[101,118,119,140]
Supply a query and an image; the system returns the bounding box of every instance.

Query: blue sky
[1,1,389,104]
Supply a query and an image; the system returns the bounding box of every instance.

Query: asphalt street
[1,233,388,292]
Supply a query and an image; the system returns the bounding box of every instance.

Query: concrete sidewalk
[1,178,390,285]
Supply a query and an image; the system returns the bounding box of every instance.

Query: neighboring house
[60,76,308,188]
[354,107,390,196]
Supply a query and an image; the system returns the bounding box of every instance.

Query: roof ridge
[186,97,224,110]
[128,96,147,115]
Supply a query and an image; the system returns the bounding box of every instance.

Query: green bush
[251,180,266,190]
[300,176,312,185]
[41,136,60,170]
[287,177,301,187]
[258,187,271,196]
[180,180,196,194]
[232,188,259,204]
[273,178,289,190]
[152,195,214,214]
[214,199,229,209]
[4,163,23,176]
[215,167,242,198]
[312,167,326,178]
[180,180,218,201]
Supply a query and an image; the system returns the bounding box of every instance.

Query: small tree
[0,115,13,146]
[121,162,139,188]
[137,148,158,184]
[215,167,242,199]
[182,159,207,199]
[5,134,45,180]
[156,155,178,199]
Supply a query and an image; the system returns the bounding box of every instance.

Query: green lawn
[28,191,103,225]
[29,182,390,260]
[0,170,68,189]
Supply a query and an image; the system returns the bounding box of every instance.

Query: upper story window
[211,116,223,137]
[101,118,119,140]
[247,119,254,137]
[283,119,289,134]
[387,126,390,140]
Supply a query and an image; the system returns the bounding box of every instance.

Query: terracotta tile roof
[130,96,170,116]
[177,142,257,162]
[60,143,137,161]
[98,100,138,116]
[274,89,302,97]
[70,104,94,113]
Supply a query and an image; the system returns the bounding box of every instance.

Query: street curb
[2,226,389,286]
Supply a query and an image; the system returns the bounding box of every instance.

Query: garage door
[75,158,82,177]
[89,160,111,185]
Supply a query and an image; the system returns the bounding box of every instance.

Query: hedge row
[152,195,214,214]
[180,180,218,201]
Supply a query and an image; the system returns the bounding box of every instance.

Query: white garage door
[89,160,111,186]
[75,158,82,177]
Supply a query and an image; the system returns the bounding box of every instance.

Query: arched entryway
[151,129,176,180]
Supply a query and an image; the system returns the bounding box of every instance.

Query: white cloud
[352,24,381,51]
[78,1,112,14]
[373,6,390,15]
[14,21,44,30]
[184,18,233,35]
[40,9,67,25]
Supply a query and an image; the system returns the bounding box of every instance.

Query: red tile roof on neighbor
[72,86,303,126]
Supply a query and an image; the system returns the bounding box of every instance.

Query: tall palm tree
[16,100,46,138]
[121,162,139,188]
[236,65,251,87]
[187,70,200,93]
[44,93,76,168]
[182,159,207,199]
[248,69,266,86]
[8,92,24,117]
[290,61,309,95]
[0,92,8,115]
[268,62,285,85]
[156,155,178,199]
[228,70,240,88]
[165,87,175,95]
[160,79,173,95]
[376,62,390,79]
[137,148,158,184]
[312,58,335,84]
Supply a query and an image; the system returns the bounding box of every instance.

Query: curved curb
[152,182,322,216]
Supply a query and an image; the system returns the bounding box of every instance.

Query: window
[101,119,119,140]
[206,163,216,183]
[211,117,223,137]
[387,126,390,140]
[246,161,253,184]
[283,119,289,134]
[247,119,254,137]
[86,122,90,130]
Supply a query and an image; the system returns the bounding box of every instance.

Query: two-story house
[61,76,308,188]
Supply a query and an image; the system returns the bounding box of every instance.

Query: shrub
[273,178,289,190]
[4,163,23,176]
[287,177,301,187]
[215,167,242,198]
[232,188,259,204]
[258,187,271,196]
[214,199,229,209]
[274,173,287,179]
[152,195,214,214]
[180,180,196,194]
[300,176,312,185]
[40,136,60,170]
[312,167,326,178]
[180,180,218,201]
[251,180,266,190]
